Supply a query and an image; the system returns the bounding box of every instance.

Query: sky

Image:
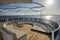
[0,0,60,15]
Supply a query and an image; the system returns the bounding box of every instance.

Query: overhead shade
[17,0,32,3]
[0,0,32,5]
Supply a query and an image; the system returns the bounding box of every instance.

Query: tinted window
[14,18,18,21]
[19,18,23,21]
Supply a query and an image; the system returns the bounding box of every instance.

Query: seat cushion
[3,23,26,39]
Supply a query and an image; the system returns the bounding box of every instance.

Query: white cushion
[32,25,46,32]
[3,23,26,39]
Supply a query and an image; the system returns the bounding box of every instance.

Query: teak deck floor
[14,24,51,40]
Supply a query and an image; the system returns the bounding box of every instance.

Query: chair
[1,22,26,40]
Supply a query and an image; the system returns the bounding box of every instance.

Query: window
[34,18,38,21]
[13,18,18,21]
[24,18,28,21]
[19,18,23,21]
[8,18,12,21]
[0,18,6,22]
[29,18,33,21]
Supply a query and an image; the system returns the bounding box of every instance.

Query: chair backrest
[1,25,17,40]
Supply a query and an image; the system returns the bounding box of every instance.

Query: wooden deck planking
[14,24,51,40]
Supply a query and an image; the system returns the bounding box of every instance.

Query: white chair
[1,22,26,40]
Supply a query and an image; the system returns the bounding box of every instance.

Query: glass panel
[19,18,23,21]
[54,29,60,40]
[13,18,18,21]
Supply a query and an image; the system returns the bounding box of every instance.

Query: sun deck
[0,23,51,40]
[13,23,51,40]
